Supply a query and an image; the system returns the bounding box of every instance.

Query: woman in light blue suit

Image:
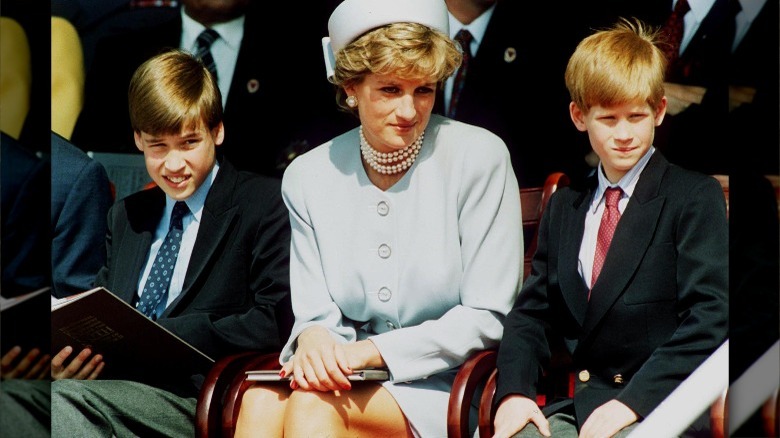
[235,0,522,436]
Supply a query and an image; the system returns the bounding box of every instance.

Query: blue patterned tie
[136,201,188,320]
[195,28,219,82]
[448,29,473,118]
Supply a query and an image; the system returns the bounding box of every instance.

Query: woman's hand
[280,326,385,392]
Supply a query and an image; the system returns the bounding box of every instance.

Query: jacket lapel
[117,191,166,304]
[161,160,239,315]
[581,153,669,337]
[559,187,591,327]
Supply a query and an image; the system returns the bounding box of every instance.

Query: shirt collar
[737,0,766,21]
[591,146,655,213]
[447,3,496,53]
[180,7,245,52]
[682,0,717,24]
[733,0,767,51]
[164,160,219,224]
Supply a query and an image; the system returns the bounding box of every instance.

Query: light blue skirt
[382,368,477,438]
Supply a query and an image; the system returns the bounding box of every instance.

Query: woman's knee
[241,384,289,416]
[284,390,349,430]
[235,385,290,437]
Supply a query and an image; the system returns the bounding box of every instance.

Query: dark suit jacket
[433,1,591,188]
[94,158,292,396]
[654,0,732,174]
[728,0,779,175]
[495,152,728,428]
[1,132,50,357]
[71,4,343,178]
[1,132,50,297]
[51,132,114,298]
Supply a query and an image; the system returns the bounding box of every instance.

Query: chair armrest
[762,386,778,437]
[709,384,778,438]
[447,349,498,438]
[196,351,270,438]
[709,387,727,438]
[478,369,498,438]
[222,352,282,437]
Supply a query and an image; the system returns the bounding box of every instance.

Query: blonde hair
[128,49,222,135]
[565,17,666,113]
[332,22,461,112]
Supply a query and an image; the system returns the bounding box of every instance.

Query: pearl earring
[346,95,358,108]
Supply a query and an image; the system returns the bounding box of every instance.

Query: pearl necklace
[359,127,424,175]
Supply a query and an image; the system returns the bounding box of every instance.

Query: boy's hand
[492,394,550,438]
[51,346,104,380]
[1,346,51,380]
[579,399,637,438]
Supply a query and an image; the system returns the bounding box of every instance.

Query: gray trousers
[0,379,50,438]
[51,379,197,438]
[512,411,638,438]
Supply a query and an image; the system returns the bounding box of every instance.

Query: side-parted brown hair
[128,49,223,135]
[565,17,667,114]
[332,22,462,113]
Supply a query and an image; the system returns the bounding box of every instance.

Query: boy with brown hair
[50,49,292,437]
[492,18,728,438]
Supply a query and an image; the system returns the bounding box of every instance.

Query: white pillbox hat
[322,0,450,81]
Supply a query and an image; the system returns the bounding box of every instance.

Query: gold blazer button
[613,374,624,384]
[578,370,590,382]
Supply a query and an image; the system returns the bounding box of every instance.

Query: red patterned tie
[590,187,623,294]
[661,0,691,76]
[448,29,473,118]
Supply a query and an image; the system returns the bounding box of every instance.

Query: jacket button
[378,287,392,302]
[377,201,389,216]
[578,370,590,382]
[613,374,624,385]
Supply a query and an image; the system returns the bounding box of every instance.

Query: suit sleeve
[157,181,293,359]
[494,191,559,404]
[278,162,361,364]
[1,153,51,296]
[52,158,113,298]
[615,176,729,417]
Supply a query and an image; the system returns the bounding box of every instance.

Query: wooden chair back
[521,172,570,280]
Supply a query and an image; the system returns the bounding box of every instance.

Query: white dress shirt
[137,162,219,310]
[679,0,717,55]
[443,5,496,111]
[578,147,655,287]
[180,9,244,108]
[732,0,767,52]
